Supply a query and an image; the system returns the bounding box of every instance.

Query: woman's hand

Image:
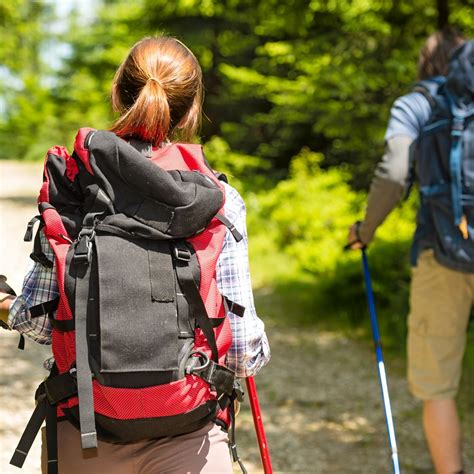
[0,292,15,324]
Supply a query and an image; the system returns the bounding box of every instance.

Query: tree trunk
[437,0,450,29]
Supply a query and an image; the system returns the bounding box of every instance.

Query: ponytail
[111,37,203,146]
[112,77,170,146]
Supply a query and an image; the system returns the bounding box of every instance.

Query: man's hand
[347,222,366,250]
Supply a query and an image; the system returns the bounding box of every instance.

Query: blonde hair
[111,36,203,145]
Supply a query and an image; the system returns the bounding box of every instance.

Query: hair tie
[147,76,163,87]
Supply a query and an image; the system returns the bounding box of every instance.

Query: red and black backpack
[11,129,245,473]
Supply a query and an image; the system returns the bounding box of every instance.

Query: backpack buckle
[174,246,191,262]
[73,230,95,264]
[24,216,42,242]
[451,117,464,137]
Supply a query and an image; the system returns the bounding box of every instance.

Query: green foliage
[0,0,59,160]
[203,135,270,193]
[1,0,472,179]
[0,0,52,73]
[248,147,417,349]
[259,148,361,273]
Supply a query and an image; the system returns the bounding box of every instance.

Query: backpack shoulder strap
[412,77,446,109]
[73,127,97,175]
[405,79,447,201]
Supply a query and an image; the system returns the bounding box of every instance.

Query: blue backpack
[412,40,474,271]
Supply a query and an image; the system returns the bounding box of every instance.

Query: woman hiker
[0,36,270,474]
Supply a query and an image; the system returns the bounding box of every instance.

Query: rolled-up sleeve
[8,232,56,344]
[358,91,433,244]
[216,183,270,378]
[384,91,432,142]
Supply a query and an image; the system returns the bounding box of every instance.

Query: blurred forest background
[0,0,473,443]
[1,0,474,471]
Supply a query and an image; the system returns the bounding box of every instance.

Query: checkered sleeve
[8,232,56,344]
[216,182,270,378]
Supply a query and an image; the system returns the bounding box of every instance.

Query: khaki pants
[41,420,233,474]
[408,249,473,400]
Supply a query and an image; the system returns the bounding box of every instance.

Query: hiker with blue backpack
[0,36,270,474]
[348,30,472,474]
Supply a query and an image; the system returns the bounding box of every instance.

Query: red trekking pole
[246,377,273,474]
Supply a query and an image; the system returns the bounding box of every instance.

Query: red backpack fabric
[11,129,244,474]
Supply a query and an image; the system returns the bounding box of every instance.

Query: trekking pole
[245,377,273,474]
[361,248,401,474]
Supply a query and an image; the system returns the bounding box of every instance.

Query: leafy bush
[247,147,417,350]
[257,147,362,274]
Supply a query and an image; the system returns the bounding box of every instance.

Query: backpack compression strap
[10,381,59,474]
[72,185,112,450]
[10,364,77,474]
[446,90,474,231]
[74,256,97,449]
[172,241,220,362]
[10,391,49,470]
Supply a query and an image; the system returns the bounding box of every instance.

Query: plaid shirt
[8,182,270,377]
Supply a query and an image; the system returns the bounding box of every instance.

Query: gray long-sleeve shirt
[358,91,433,244]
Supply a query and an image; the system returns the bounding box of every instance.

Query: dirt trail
[1,161,472,473]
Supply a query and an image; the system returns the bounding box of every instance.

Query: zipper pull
[459,214,469,240]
